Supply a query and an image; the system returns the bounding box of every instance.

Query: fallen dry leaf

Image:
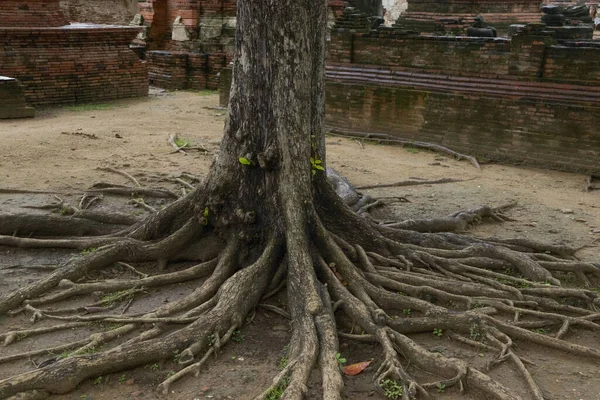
[342,360,373,376]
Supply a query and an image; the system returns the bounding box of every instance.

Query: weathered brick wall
[395,0,542,35]
[0,0,69,27]
[406,0,541,14]
[147,49,229,90]
[326,80,600,175]
[0,27,148,105]
[322,29,600,174]
[543,43,600,84]
[330,29,584,82]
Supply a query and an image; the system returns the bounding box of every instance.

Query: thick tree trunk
[203,0,328,238]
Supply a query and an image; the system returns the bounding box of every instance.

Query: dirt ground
[0,90,599,400]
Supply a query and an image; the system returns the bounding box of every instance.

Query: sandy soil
[0,90,599,400]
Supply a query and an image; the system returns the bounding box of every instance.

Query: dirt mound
[60,0,137,25]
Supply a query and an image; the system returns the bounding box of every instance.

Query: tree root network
[0,178,599,400]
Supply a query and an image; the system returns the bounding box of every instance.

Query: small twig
[98,167,141,187]
[357,177,475,191]
[130,198,157,213]
[117,262,149,279]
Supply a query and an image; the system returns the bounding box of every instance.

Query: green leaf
[203,207,209,218]
[312,170,316,176]
[239,157,251,165]
[314,159,322,164]
[314,165,325,171]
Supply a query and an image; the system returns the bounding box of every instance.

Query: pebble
[575,218,586,223]
[560,209,574,214]
[548,229,559,234]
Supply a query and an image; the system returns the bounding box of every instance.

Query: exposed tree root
[0,187,599,400]
[326,127,481,168]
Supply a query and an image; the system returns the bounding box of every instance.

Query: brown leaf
[342,361,373,376]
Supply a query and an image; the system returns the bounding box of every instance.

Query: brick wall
[0,0,69,27]
[147,49,229,90]
[0,26,148,105]
[321,27,600,175]
[326,79,600,175]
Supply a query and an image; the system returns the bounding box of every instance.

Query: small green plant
[203,207,209,225]
[310,157,325,176]
[533,328,549,334]
[232,329,244,343]
[94,376,103,385]
[405,146,419,154]
[279,356,288,369]
[402,308,412,316]
[239,157,253,166]
[174,138,190,148]
[471,302,485,309]
[433,328,443,337]
[335,352,346,366]
[265,376,289,400]
[150,363,159,371]
[81,247,97,255]
[469,324,481,341]
[437,382,446,393]
[380,379,403,399]
[207,334,216,347]
[68,103,113,112]
[118,375,127,384]
[166,371,176,378]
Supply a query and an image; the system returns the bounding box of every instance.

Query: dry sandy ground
[0,91,599,400]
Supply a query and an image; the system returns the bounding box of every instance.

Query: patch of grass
[405,146,420,154]
[265,376,289,400]
[279,356,288,369]
[533,328,549,334]
[469,324,482,341]
[68,103,113,112]
[380,379,403,399]
[150,363,159,371]
[118,375,127,384]
[94,376,103,385]
[232,329,244,343]
[81,247,97,255]
[100,290,131,307]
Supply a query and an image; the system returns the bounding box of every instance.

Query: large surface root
[0,189,598,399]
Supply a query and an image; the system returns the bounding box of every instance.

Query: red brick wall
[0,0,69,27]
[0,26,148,105]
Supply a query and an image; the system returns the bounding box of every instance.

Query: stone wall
[0,26,148,105]
[322,25,600,175]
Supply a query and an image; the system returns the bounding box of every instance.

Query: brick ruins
[136,0,346,90]
[321,12,600,175]
[0,77,35,119]
[0,0,148,108]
